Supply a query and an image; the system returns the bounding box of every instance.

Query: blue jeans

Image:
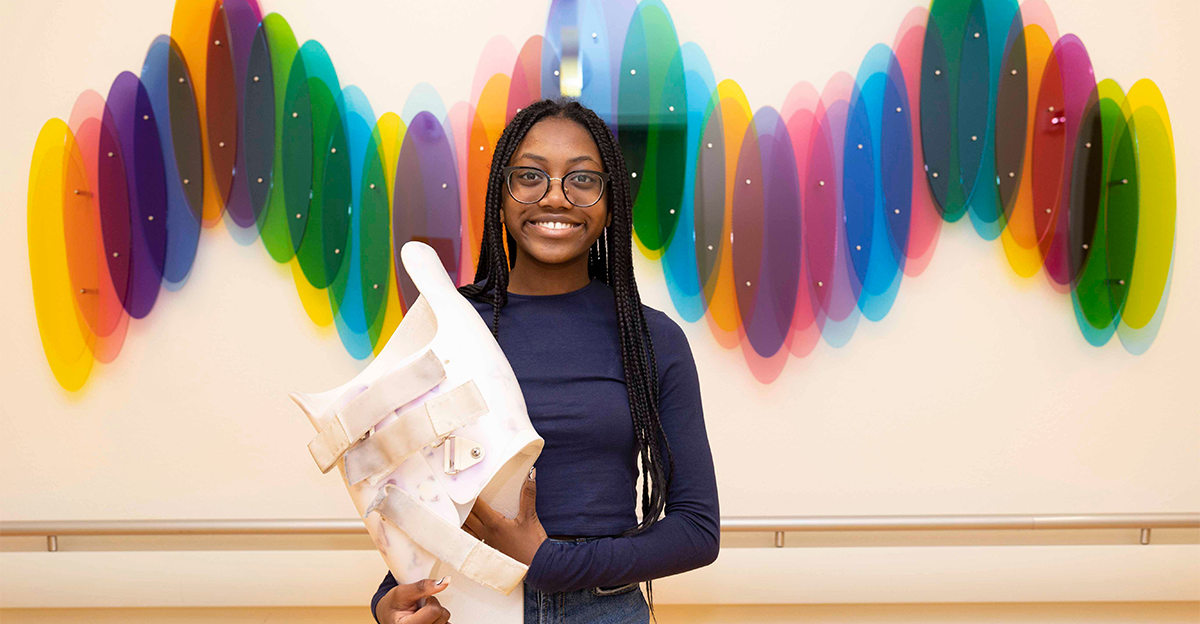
[523,538,649,624]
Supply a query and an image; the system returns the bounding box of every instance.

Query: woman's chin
[526,248,585,267]
[512,228,598,267]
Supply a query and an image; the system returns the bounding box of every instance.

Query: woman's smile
[525,217,585,238]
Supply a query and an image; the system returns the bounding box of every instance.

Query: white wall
[1,0,1197,614]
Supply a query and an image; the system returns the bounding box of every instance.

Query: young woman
[373,98,720,624]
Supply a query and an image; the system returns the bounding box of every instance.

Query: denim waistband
[546,536,607,545]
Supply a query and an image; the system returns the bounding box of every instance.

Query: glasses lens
[564,171,604,206]
[508,168,548,203]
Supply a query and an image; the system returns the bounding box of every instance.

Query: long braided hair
[457,98,675,607]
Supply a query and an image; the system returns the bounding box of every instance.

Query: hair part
[457,98,675,615]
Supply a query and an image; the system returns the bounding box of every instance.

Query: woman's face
[502,116,611,269]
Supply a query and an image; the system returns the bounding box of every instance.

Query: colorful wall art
[26,0,1176,389]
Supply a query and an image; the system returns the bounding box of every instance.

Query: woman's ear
[605,210,612,227]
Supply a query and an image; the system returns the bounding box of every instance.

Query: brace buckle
[440,435,485,475]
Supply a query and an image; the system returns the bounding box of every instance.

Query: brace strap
[308,350,445,473]
[344,380,489,485]
[367,483,528,595]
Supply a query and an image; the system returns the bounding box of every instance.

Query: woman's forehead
[512,117,602,166]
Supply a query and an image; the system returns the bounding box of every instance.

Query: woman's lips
[525,220,584,239]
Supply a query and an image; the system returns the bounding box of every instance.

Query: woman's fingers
[402,595,451,624]
[389,577,449,613]
[470,496,501,525]
[519,474,538,521]
[462,511,484,539]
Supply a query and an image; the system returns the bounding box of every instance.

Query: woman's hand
[462,469,546,565]
[375,577,452,624]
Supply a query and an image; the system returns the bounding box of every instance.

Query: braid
[458,99,559,336]
[578,109,674,507]
[456,98,676,617]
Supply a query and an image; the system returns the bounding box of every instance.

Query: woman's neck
[507,253,591,296]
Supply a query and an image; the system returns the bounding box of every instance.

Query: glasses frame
[502,165,611,208]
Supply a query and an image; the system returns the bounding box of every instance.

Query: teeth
[533,221,577,230]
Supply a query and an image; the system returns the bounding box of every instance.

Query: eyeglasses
[502,166,610,208]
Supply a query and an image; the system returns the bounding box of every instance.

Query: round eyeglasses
[502,166,610,208]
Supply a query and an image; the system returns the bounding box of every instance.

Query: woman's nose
[540,177,572,208]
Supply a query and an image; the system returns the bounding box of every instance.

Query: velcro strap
[344,380,489,485]
[308,350,445,473]
[366,484,527,595]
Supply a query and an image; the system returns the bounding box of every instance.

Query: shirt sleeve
[523,313,720,593]
[371,570,398,623]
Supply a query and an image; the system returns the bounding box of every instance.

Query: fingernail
[436,576,449,585]
[528,467,537,480]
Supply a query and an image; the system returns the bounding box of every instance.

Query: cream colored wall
[0,0,1197,619]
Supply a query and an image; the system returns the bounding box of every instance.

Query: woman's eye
[568,173,598,187]
[516,171,544,184]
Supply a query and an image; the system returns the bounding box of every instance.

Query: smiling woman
[371,99,721,624]
[500,117,613,292]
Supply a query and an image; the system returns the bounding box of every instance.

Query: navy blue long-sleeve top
[371,279,719,618]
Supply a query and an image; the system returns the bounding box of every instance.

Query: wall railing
[4,513,1197,552]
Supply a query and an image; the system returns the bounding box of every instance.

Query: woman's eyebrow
[515,152,599,166]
